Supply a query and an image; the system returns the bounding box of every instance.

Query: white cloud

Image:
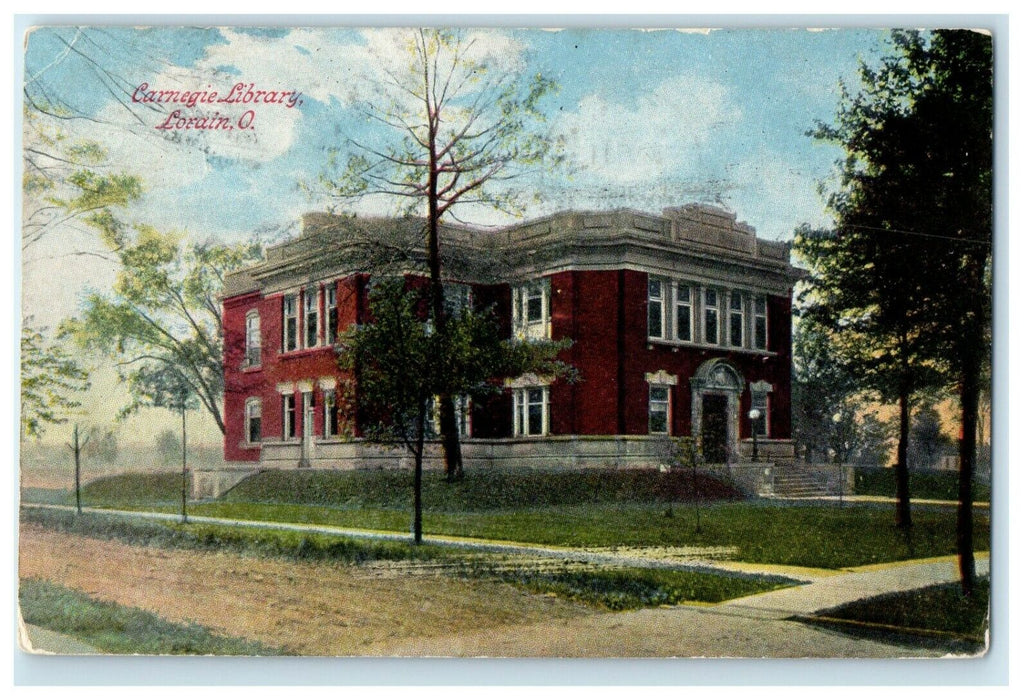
[555,73,743,184]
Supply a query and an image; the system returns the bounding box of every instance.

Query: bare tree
[320,29,563,480]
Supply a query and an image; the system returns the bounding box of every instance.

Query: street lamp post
[748,408,761,462]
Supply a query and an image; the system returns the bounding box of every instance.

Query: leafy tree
[909,407,951,471]
[20,323,91,440]
[83,428,118,464]
[791,315,859,463]
[155,429,182,466]
[60,225,264,435]
[136,365,199,522]
[339,279,573,543]
[796,30,991,591]
[21,106,143,252]
[320,28,564,480]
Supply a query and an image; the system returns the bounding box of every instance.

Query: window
[444,283,472,317]
[647,278,665,339]
[283,394,297,440]
[512,279,551,339]
[304,288,319,349]
[751,394,769,438]
[674,283,692,342]
[704,289,720,345]
[512,386,549,436]
[432,395,471,438]
[283,294,298,352]
[648,385,671,434]
[324,284,338,345]
[323,390,339,437]
[245,399,262,444]
[244,311,261,367]
[729,291,744,348]
[753,295,768,350]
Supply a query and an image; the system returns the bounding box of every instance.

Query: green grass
[467,563,790,610]
[66,472,185,506]
[85,499,989,570]
[19,578,280,655]
[223,467,743,509]
[854,467,991,502]
[802,577,990,652]
[21,505,447,565]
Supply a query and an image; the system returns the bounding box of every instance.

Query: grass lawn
[19,578,280,655]
[36,468,990,569]
[801,577,990,653]
[64,499,989,570]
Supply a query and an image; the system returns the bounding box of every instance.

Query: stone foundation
[196,436,796,498]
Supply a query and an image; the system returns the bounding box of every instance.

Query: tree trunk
[73,424,82,515]
[413,406,426,545]
[957,254,987,596]
[180,405,188,524]
[425,103,463,482]
[895,390,913,530]
[413,445,424,546]
[957,372,978,595]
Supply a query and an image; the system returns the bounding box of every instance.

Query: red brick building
[219,204,802,475]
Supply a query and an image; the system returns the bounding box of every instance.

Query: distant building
[220,204,803,473]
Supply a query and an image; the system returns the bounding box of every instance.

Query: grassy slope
[20,578,280,655]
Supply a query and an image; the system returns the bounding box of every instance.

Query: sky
[19,24,899,443]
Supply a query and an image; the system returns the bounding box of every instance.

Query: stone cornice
[224,205,803,299]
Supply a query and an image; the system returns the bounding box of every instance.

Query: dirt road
[18,524,594,656]
[19,524,934,657]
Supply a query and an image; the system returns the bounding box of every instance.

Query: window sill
[238,441,262,449]
[239,364,262,372]
[646,338,776,356]
[279,346,335,358]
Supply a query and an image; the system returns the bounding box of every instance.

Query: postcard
[18,23,994,662]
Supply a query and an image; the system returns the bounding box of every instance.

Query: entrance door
[701,394,728,462]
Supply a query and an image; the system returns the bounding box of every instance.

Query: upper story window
[704,288,720,345]
[244,310,261,367]
[753,295,768,351]
[283,294,298,352]
[647,278,665,339]
[512,279,551,340]
[647,276,771,353]
[304,288,319,349]
[325,284,338,345]
[513,386,549,437]
[674,283,692,342]
[245,398,262,444]
[729,291,744,348]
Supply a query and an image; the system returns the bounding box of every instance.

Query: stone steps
[771,465,833,497]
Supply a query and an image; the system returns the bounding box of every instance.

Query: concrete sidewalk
[721,553,991,619]
[19,623,100,655]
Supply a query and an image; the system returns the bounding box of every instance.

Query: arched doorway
[690,359,744,463]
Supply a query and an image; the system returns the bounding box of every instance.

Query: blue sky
[23,26,890,251]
